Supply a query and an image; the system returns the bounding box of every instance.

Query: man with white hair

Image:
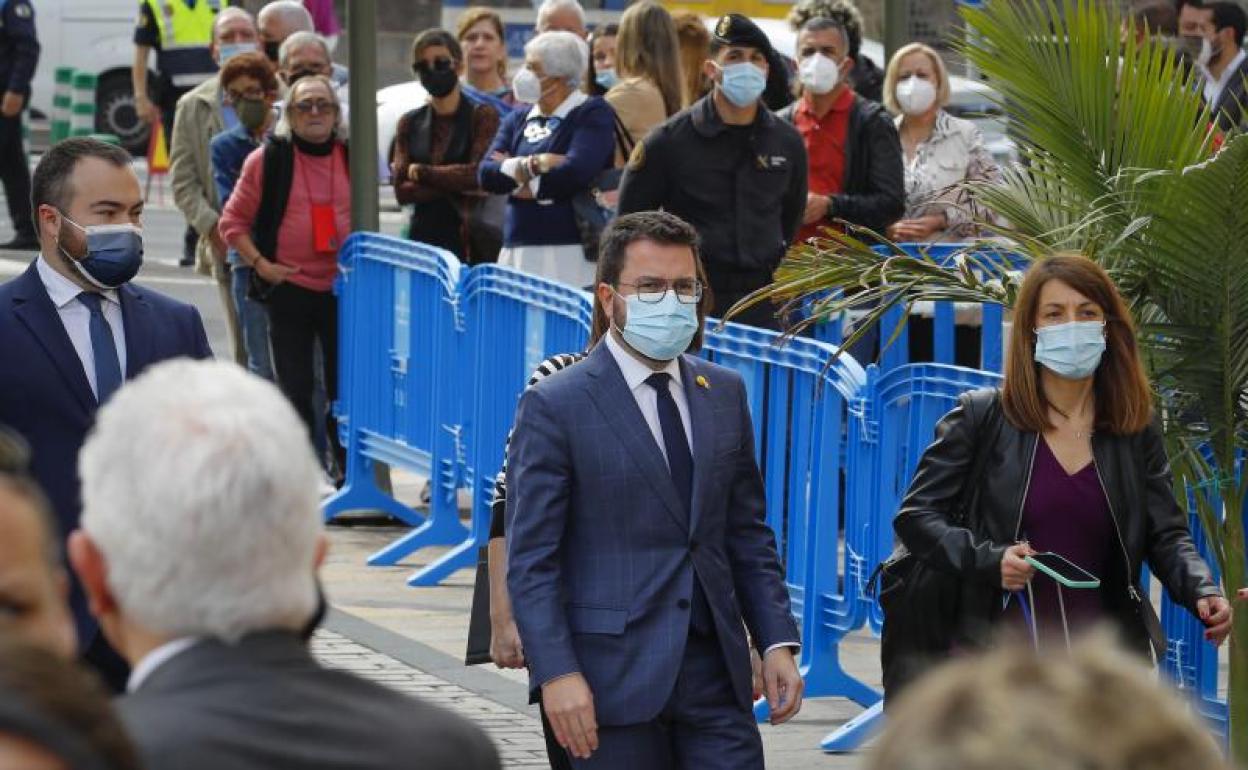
[68,360,501,770]
[537,0,588,38]
[169,6,258,365]
[260,1,349,87]
[278,29,349,122]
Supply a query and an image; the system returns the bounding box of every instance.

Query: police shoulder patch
[627,140,646,171]
[13,2,32,18]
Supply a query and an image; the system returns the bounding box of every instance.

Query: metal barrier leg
[323,456,422,526]
[367,466,468,567]
[405,535,479,586]
[820,701,884,753]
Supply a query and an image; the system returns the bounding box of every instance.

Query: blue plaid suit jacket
[505,341,799,726]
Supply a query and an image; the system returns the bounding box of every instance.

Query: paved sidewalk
[312,629,550,767]
[316,472,884,770]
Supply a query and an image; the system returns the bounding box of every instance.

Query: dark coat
[777,93,905,236]
[118,632,501,770]
[895,388,1220,657]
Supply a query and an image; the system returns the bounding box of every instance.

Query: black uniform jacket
[617,93,808,276]
[896,388,1221,657]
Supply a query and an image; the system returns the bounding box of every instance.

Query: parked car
[29,0,157,155]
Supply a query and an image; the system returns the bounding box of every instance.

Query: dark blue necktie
[645,373,712,635]
[78,292,123,404]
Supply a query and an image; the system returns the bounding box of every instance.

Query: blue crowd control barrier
[809,244,1021,374]
[859,363,1004,636]
[405,266,594,587]
[1159,454,1235,742]
[699,321,877,721]
[324,235,462,559]
[815,362,1001,753]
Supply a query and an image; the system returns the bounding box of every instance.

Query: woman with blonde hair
[883,42,1003,242]
[672,10,710,107]
[456,7,515,112]
[602,1,684,173]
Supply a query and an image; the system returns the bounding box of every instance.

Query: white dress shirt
[36,255,127,399]
[126,637,202,693]
[1203,48,1247,108]
[604,330,693,463]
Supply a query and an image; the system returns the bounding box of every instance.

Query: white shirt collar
[526,89,589,121]
[604,329,683,392]
[127,637,202,693]
[1203,49,1247,101]
[35,254,120,309]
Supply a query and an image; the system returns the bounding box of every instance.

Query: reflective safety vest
[147,0,219,89]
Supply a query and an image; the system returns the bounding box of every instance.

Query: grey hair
[525,31,589,88]
[257,0,313,33]
[799,17,849,51]
[279,30,331,69]
[79,360,324,643]
[536,0,586,32]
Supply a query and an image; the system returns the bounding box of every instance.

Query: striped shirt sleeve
[489,352,588,539]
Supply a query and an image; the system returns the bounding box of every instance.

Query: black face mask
[285,69,322,86]
[264,40,281,63]
[419,67,459,98]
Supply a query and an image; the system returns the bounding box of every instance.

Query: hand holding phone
[1025,552,1100,589]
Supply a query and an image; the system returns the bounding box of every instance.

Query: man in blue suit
[506,211,803,768]
[0,137,213,689]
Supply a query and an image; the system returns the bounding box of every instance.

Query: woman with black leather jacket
[889,254,1231,691]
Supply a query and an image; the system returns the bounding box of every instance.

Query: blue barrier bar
[405,266,593,586]
[325,235,462,562]
[819,362,1002,753]
[700,321,878,721]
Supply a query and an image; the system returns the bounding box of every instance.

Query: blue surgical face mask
[1034,321,1106,380]
[595,67,618,91]
[615,290,700,361]
[717,61,767,108]
[218,41,258,65]
[58,213,144,290]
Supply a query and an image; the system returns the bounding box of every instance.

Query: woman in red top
[219,75,350,471]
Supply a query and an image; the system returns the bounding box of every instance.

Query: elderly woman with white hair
[478,31,615,287]
[219,75,348,474]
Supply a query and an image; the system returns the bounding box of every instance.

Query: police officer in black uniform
[618,13,807,330]
[0,0,39,251]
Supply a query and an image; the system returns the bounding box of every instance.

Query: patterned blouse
[898,110,1004,241]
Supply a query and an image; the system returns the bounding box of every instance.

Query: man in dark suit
[1193,1,1248,131]
[506,211,803,768]
[68,359,500,770]
[0,137,213,689]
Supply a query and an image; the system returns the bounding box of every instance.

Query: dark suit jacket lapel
[119,285,152,378]
[582,343,688,533]
[680,355,715,538]
[10,262,96,412]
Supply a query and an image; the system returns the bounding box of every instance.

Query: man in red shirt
[780,17,903,244]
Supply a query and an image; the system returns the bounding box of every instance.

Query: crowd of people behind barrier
[3,0,1248,768]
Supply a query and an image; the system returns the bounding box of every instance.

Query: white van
[29,0,153,154]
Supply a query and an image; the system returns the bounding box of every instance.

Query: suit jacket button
[677,598,691,610]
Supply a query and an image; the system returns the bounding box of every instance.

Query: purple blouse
[1005,438,1114,646]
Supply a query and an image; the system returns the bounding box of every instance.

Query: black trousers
[0,98,34,238]
[266,282,343,466]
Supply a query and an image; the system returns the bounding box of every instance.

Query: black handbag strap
[950,388,1002,527]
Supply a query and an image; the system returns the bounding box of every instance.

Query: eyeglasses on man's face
[617,278,703,304]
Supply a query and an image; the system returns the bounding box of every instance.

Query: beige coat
[170,76,225,274]
[605,77,668,166]
[898,110,1003,241]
